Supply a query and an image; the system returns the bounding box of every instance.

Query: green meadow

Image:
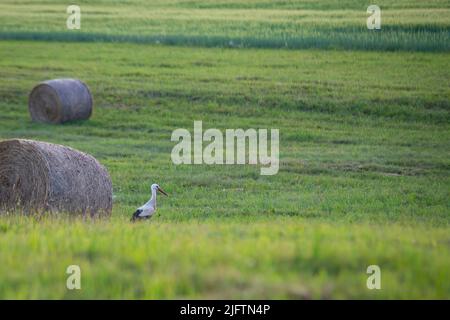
[0,0,449,299]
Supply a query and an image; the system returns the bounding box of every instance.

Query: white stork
[131,183,168,221]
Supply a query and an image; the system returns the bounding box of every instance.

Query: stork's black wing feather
[130,209,143,222]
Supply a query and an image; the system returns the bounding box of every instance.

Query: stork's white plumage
[131,183,168,221]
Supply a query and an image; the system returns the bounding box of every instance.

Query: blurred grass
[0,1,449,51]
[0,215,449,299]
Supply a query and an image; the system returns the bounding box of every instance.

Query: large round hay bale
[28,79,93,124]
[0,139,112,217]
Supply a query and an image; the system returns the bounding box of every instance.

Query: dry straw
[0,139,112,217]
[28,79,93,124]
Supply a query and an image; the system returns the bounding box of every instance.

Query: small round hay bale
[28,79,93,124]
[0,139,112,217]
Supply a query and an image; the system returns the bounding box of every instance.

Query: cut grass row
[1,29,448,52]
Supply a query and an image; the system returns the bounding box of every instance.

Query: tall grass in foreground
[0,215,449,299]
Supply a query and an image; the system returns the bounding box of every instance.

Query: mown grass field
[0,0,449,299]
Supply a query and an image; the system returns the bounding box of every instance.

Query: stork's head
[151,183,168,196]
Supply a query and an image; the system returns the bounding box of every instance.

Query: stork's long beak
[158,187,168,196]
